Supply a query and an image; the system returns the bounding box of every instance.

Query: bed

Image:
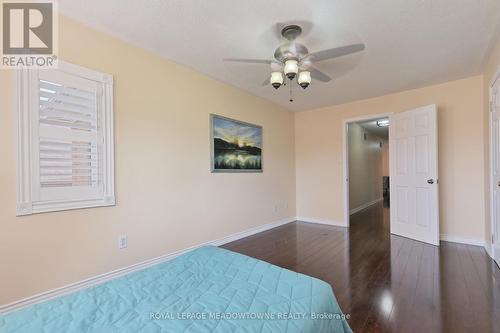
[0,246,351,333]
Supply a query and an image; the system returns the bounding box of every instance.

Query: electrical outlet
[118,235,128,249]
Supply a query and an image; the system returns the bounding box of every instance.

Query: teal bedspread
[0,246,351,333]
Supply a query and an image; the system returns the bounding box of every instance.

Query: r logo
[2,1,53,54]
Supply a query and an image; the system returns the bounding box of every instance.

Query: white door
[389,105,439,246]
[490,75,500,265]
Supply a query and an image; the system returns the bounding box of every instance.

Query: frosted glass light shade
[284,59,299,79]
[297,71,311,89]
[270,71,284,89]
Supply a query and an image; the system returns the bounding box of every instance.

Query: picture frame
[210,114,263,173]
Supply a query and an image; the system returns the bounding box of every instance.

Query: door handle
[427,179,434,184]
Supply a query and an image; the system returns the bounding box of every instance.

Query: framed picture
[210,114,263,172]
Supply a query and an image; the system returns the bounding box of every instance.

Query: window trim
[16,60,115,216]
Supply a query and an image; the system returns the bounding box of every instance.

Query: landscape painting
[210,114,262,172]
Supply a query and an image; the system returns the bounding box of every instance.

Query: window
[17,61,114,215]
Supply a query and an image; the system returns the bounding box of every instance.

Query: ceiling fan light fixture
[270,71,284,89]
[223,24,366,101]
[297,71,311,89]
[284,59,298,79]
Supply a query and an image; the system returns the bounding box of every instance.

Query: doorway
[343,106,440,245]
[343,114,392,227]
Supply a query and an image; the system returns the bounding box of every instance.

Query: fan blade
[310,67,332,82]
[309,43,365,62]
[223,58,274,64]
[262,77,270,86]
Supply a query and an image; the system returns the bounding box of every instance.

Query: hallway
[222,203,500,332]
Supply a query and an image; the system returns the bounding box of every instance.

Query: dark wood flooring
[221,203,500,333]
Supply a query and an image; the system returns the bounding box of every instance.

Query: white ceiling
[358,118,389,140]
[59,1,500,112]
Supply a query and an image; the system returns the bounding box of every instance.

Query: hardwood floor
[221,203,500,333]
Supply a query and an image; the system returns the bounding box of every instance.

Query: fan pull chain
[289,78,293,102]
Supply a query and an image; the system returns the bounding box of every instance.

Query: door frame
[342,112,394,227]
[488,66,500,260]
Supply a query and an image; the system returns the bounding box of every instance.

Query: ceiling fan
[224,24,365,101]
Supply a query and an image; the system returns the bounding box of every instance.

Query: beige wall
[348,123,384,210]
[0,16,296,306]
[295,76,485,240]
[483,37,500,251]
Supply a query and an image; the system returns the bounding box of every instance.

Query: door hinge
[493,234,495,244]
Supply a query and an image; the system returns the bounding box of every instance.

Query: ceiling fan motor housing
[274,43,309,64]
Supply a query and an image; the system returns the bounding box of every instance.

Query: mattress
[0,246,352,333]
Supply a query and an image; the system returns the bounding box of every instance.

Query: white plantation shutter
[34,71,101,201]
[17,61,114,215]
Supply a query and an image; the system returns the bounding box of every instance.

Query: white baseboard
[296,216,347,227]
[439,234,485,247]
[0,217,296,314]
[349,198,383,215]
[210,217,295,246]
